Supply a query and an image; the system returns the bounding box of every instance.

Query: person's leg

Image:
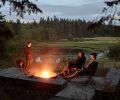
[61,64,68,76]
[61,61,74,76]
[25,56,29,72]
[64,69,80,79]
[67,61,75,76]
[27,61,30,71]
[67,67,71,76]
[23,64,26,72]
[27,57,33,72]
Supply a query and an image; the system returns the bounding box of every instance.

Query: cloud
[36,0,103,7]
[38,1,105,20]
[0,0,105,22]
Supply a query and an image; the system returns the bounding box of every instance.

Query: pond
[34,48,108,64]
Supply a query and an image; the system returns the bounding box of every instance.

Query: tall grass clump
[107,44,120,60]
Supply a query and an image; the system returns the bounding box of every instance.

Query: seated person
[80,52,98,76]
[61,51,86,76]
[64,52,98,79]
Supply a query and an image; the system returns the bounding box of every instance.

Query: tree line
[3,16,120,41]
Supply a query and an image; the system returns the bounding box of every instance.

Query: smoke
[29,46,63,76]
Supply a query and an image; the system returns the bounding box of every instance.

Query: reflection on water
[33,48,109,69]
[34,51,107,67]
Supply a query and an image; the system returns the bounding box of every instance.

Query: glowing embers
[34,70,57,79]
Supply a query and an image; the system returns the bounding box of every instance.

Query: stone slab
[49,96,78,100]
[104,68,120,86]
[98,68,120,92]
[55,77,104,100]
[0,68,2,71]
[0,67,67,90]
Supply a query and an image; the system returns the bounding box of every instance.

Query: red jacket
[24,47,32,56]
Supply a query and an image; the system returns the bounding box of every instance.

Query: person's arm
[82,57,86,70]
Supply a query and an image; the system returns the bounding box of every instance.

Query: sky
[0,0,105,22]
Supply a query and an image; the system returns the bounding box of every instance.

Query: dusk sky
[0,0,105,22]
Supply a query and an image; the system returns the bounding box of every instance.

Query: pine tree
[0,0,43,17]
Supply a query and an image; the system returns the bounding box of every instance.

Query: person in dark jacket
[61,51,86,76]
[81,52,98,76]
[24,41,33,73]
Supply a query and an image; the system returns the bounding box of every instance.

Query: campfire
[30,57,59,79]
[34,70,57,79]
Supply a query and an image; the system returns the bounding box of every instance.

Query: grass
[33,37,120,51]
[96,58,120,76]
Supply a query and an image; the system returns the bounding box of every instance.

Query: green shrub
[107,44,120,60]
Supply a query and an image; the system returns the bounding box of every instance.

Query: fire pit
[0,67,67,93]
[34,70,57,79]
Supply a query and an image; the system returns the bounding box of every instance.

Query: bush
[107,44,120,60]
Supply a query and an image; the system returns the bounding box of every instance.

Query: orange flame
[34,70,57,78]
[42,70,50,78]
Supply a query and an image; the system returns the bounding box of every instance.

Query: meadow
[33,37,120,51]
